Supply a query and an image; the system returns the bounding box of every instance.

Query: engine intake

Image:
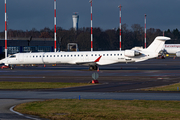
[176,51,180,57]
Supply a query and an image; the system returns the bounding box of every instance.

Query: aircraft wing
[76,56,102,66]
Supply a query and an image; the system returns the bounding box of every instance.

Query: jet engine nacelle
[124,50,141,57]
[176,51,180,57]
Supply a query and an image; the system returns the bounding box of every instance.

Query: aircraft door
[18,54,24,63]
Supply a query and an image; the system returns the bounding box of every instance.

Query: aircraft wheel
[89,65,98,70]
[10,65,14,70]
[89,66,93,71]
[93,65,98,70]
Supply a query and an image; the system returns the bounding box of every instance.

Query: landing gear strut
[10,65,15,70]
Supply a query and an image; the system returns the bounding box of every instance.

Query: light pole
[5,0,7,58]
[90,0,93,51]
[118,5,122,51]
[54,0,57,52]
[144,14,147,48]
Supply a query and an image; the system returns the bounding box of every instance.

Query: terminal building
[0,38,79,59]
[0,38,54,59]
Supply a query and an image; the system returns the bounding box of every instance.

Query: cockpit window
[10,55,16,58]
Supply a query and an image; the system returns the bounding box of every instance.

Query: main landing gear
[89,65,98,71]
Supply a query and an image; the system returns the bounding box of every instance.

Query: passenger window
[47,55,48,57]
[57,55,59,57]
[54,55,55,57]
[67,55,69,57]
[64,55,66,57]
[50,55,52,57]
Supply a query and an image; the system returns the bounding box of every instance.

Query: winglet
[94,56,102,62]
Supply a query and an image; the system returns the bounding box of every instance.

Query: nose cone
[0,58,6,64]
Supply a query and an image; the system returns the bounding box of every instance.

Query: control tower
[72,13,79,31]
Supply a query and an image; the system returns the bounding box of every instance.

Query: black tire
[89,66,93,71]
[93,65,98,70]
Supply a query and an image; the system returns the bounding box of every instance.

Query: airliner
[0,36,170,70]
[163,44,180,57]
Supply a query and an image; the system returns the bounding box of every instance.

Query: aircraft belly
[98,60,117,65]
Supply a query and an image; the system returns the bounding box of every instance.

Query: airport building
[0,38,54,59]
[0,38,79,59]
[72,13,79,31]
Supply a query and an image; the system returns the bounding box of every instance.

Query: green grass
[0,81,91,89]
[14,99,180,120]
[142,83,180,91]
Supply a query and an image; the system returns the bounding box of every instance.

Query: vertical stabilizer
[146,36,170,53]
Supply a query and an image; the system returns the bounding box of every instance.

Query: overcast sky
[0,0,180,32]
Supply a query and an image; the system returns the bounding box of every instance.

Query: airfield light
[89,0,93,51]
[118,5,122,51]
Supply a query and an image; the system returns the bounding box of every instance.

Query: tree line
[0,24,180,51]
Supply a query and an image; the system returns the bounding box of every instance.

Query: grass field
[3,82,180,119]
[0,81,92,89]
[142,83,180,91]
[15,99,180,120]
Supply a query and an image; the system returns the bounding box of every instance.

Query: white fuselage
[164,44,180,54]
[2,50,156,66]
[0,36,171,67]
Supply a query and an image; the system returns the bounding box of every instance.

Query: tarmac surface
[1,57,180,92]
[0,57,180,120]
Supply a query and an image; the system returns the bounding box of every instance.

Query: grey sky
[0,0,180,32]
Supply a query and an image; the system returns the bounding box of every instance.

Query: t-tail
[146,36,171,53]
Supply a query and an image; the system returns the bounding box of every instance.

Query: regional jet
[0,36,170,70]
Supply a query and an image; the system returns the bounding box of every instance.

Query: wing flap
[76,56,102,66]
